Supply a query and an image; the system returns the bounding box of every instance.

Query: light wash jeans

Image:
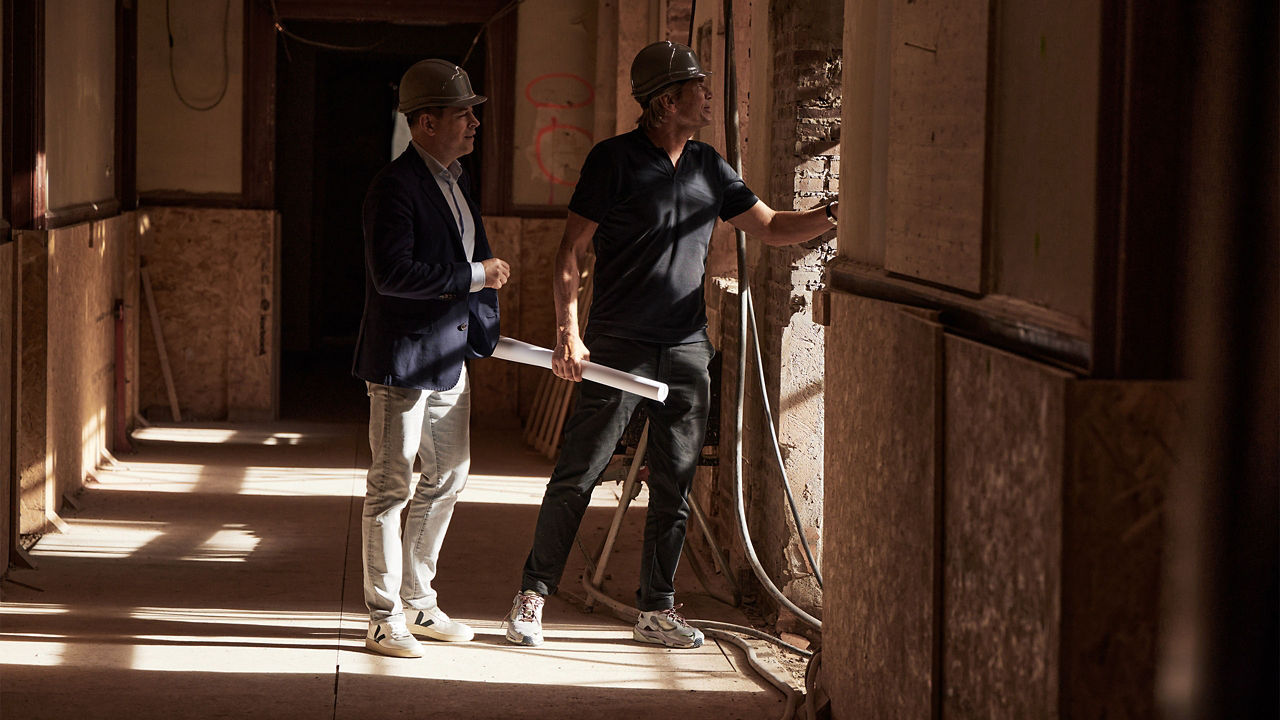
[362,367,470,623]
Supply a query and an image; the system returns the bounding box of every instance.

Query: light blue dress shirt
[411,141,487,293]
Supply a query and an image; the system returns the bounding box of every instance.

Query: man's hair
[405,106,446,129]
[636,82,687,130]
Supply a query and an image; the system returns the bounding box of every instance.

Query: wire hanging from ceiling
[166,0,230,111]
[266,0,384,56]
[460,0,526,68]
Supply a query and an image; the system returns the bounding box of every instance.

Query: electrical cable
[746,290,824,588]
[722,0,822,633]
[579,576,806,720]
[460,0,526,68]
[265,0,383,54]
[696,0,824,591]
[165,0,229,111]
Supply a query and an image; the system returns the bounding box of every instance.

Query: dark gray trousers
[520,334,714,611]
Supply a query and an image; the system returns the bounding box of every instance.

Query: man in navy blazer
[353,58,510,658]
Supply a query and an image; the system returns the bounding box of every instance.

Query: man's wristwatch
[824,201,839,225]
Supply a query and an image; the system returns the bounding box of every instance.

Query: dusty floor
[0,422,793,719]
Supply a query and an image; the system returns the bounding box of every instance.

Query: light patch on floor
[0,424,784,717]
[25,519,167,559]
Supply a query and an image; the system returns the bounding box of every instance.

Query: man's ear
[417,112,434,136]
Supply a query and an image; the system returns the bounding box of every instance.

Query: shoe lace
[517,593,544,622]
[656,604,690,628]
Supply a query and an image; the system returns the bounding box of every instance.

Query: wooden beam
[140,266,182,422]
[243,0,276,209]
[269,0,507,24]
[8,0,45,230]
[43,199,123,230]
[480,9,516,215]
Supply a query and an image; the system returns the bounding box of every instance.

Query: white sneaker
[365,618,424,658]
[504,590,545,646]
[407,605,474,642]
[633,605,704,648]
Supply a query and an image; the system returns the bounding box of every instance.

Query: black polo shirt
[568,128,759,344]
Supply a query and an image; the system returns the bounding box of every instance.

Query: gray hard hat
[630,41,711,103]
[397,59,487,113]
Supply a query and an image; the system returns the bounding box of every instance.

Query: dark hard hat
[398,59,487,113]
[630,41,710,103]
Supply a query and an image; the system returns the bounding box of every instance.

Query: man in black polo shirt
[505,41,839,648]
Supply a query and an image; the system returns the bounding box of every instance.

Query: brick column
[746,0,842,627]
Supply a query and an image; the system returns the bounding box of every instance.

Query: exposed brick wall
[746,0,841,628]
[666,0,693,43]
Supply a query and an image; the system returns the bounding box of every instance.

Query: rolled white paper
[491,336,669,403]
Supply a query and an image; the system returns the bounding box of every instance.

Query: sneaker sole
[364,636,423,658]
[505,624,544,647]
[633,626,703,649]
[408,622,474,643]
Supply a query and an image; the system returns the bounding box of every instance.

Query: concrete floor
[0,422,788,719]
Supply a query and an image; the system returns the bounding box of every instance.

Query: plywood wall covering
[115,215,141,431]
[824,293,942,719]
[514,218,566,420]
[1,240,14,564]
[1061,380,1183,719]
[138,208,277,421]
[884,0,990,293]
[16,231,49,534]
[470,216,522,428]
[45,219,123,506]
[943,334,1072,718]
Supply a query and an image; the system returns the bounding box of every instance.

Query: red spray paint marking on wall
[524,73,595,203]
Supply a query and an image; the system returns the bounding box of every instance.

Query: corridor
[0,423,787,719]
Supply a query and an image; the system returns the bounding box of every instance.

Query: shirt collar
[411,140,463,183]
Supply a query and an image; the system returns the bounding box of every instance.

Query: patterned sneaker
[633,605,704,648]
[407,605,474,642]
[504,590,545,646]
[365,618,424,658]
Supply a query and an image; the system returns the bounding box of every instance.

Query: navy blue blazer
[352,146,501,391]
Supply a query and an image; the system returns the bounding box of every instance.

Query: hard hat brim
[632,70,712,102]
[398,93,488,113]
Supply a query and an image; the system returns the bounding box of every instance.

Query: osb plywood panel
[111,213,141,433]
[470,216,522,428]
[943,334,1072,719]
[885,0,989,293]
[1061,381,1184,719]
[989,0,1098,323]
[516,217,566,420]
[824,293,942,719]
[46,221,116,506]
[1,241,14,563]
[138,208,276,421]
[16,231,49,534]
[224,213,278,422]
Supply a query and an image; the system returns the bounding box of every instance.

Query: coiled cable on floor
[580,577,805,720]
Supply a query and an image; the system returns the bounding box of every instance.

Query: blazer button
[457,322,468,331]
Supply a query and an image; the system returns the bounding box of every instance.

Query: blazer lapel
[404,147,464,254]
